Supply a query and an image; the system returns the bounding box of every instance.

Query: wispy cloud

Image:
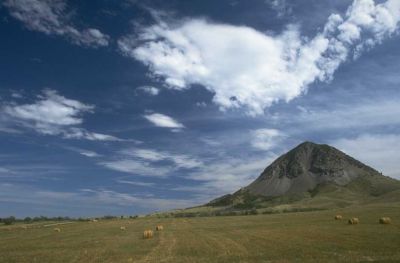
[184,154,278,196]
[116,179,155,187]
[122,148,202,169]
[144,112,185,130]
[3,0,109,47]
[137,86,160,96]
[99,147,202,177]
[119,0,400,115]
[78,150,101,158]
[1,89,122,141]
[251,128,284,150]
[332,134,400,179]
[101,159,173,177]
[0,184,201,217]
[279,99,400,133]
[268,0,293,18]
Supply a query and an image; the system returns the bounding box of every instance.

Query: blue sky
[0,0,399,217]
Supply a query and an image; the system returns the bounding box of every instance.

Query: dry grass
[0,203,399,262]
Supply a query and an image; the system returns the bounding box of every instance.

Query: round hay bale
[334,215,343,220]
[143,230,153,239]
[348,218,359,225]
[54,228,61,232]
[379,217,391,224]
[156,225,164,231]
[120,226,126,231]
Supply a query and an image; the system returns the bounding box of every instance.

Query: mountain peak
[245,141,380,197]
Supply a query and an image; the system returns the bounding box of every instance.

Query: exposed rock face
[245,141,380,197]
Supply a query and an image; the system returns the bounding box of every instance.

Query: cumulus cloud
[119,0,400,115]
[144,112,185,129]
[137,86,160,96]
[3,0,109,47]
[333,134,400,179]
[251,128,284,150]
[2,89,122,141]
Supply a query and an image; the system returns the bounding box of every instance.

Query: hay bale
[334,215,343,220]
[348,218,359,225]
[120,226,126,231]
[156,225,164,231]
[143,230,153,239]
[54,228,61,232]
[379,217,391,224]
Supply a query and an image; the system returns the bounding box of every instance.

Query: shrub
[3,216,16,225]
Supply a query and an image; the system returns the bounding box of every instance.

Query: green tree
[3,216,16,225]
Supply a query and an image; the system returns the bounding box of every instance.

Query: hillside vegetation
[164,142,400,218]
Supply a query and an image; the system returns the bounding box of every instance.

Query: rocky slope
[245,141,380,197]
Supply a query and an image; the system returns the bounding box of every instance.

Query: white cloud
[186,154,278,195]
[0,167,11,175]
[64,146,102,157]
[195,102,207,107]
[144,112,185,129]
[62,128,122,141]
[269,0,293,18]
[2,89,122,141]
[137,86,160,96]
[119,0,400,115]
[286,99,400,132]
[3,0,109,47]
[78,150,101,158]
[101,159,172,177]
[332,134,400,179]
[100,147,202,177]
[4,89,93,127]
[251,128,284,150]
[122,148,202,169]
[116,179,155,187]
[0,184,201,216]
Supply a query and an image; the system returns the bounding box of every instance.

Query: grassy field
[1,204,399,263]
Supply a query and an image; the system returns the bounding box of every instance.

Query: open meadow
[1,203,399,263]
